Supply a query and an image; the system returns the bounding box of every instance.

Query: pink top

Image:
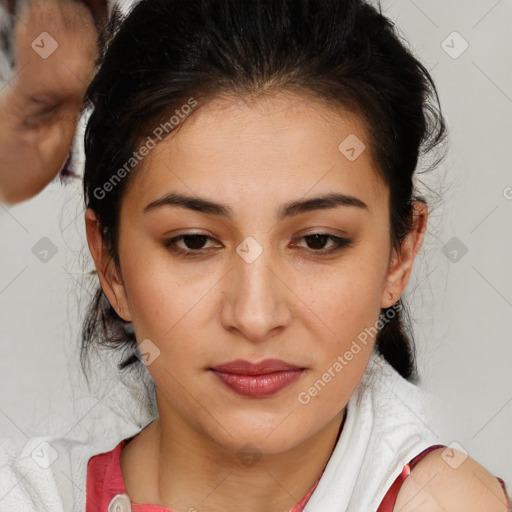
[86,440,512,512]
[86,437,322,511]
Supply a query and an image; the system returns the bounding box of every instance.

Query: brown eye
[304,234,331,250]
[164,234,220,256]
[178,234,209,250]
[295,233,353,254]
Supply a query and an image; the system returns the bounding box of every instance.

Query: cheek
[119,231,201,325]
[292,241,389,400]
[125,272,204,343]
[119,252,222,380]
[297,254,388,340]
[294,267,383,414]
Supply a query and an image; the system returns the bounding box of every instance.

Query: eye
[164,234,220,256]
[292,233,353,254]
[163,232,352,257]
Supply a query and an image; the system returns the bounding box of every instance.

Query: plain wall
[1,0,511,493]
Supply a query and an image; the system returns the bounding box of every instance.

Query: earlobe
[381,201,428,309]
[84,208,132,322]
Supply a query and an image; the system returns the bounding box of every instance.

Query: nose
[219,240,292,343]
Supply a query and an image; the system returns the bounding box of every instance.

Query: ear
[381,201,428,309]
[84,208,132,322]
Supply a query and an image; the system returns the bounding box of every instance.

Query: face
[86,91,426,454]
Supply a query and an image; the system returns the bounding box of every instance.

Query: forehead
[124,91,388,217]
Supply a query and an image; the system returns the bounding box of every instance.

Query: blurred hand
[0,0,99,205]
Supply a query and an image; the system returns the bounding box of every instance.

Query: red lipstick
[210,359,305,397]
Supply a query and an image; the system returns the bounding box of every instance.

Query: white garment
[0,350,441,512]
[307,350,439,511]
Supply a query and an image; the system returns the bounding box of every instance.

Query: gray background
[1,0,511,493]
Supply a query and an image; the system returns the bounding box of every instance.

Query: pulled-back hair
[81,0,447,384]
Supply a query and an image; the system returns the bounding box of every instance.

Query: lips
[210,358,303,375]
[209,359,305,397]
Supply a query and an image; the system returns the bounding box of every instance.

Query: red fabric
[87,440,512,512]
[86,437,322,512]
[377,444,445,512]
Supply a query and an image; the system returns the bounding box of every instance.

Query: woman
[1,0,510,511]
[80,0,511,510]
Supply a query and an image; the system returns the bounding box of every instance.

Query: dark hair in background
[81,0,447,385]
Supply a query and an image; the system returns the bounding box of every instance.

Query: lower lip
[211,369,304,397]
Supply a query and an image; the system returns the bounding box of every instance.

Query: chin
[203,414,310,456]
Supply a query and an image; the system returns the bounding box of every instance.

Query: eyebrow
[143,191,369,220]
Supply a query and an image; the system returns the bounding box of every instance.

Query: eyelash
[163,233,353,258]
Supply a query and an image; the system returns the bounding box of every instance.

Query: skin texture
[0,0,98,204]
[393,447,510,512]
[85,91,431,511]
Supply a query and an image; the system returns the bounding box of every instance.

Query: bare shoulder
[393,447,510,512]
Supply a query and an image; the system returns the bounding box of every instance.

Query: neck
[121,397,346,512]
